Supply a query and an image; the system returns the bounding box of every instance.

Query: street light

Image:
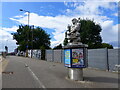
[19,9,30,57]
[31,25,34,58]
[19,9,30,25]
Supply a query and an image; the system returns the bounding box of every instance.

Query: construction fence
[28,48,119,72]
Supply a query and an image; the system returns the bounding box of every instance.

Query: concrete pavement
[2,56,119,88]
[1,56,9,90]
[2,57,42,88]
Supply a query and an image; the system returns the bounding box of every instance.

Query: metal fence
[88,48,108,70]
[28,50,41,59]
[29,48,119,71]
[108,49,119,71]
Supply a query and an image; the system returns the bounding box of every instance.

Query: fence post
[45,50,46,61]
[52,50,54,62]
[106,48,109,71]
[61,49,62,63]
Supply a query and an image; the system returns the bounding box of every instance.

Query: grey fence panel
[31,48,119,72]
[53,50,62,63]
[28,50,31,58]
[88,49,107,70]
[32,50,38,59]
[36,50,41,59]
[61,50,64,64]
[46,50,53,62]
[27,49,41,59]
[32,50,35,58]
[108,49,119,71]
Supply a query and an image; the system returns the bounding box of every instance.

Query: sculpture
[64,18,88,81]
[66,18,82,45]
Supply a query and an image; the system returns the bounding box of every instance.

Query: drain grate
[2,71,13,74]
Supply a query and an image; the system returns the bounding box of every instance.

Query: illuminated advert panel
[64,48,86,68]
[72,48,85,68]
[64,49,71,67]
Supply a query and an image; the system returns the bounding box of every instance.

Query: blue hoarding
[64,49,71,67]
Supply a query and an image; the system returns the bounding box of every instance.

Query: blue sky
[0,1,119,52]
[2,2,73,41]
[2,2,62,27]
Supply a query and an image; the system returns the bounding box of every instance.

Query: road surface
[2,56,118,88]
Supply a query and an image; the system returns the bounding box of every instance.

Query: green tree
[12,25,51,51]
[63,31,68,46]
[63,38,68,46]
[101,43,113,49]
[80,19,102,48]
[40,45,45,60]
[64,19,102,49]
[53,44,62,49]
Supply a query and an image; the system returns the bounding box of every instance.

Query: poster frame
[71,48,86,68]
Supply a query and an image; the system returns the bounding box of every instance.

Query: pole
[28,12,30,26]
[26,11,30,57]
[19,9,30,57]
[106,47,109,71]
[31,25,34,58]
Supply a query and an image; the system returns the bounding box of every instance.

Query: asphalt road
[2,56,118,88]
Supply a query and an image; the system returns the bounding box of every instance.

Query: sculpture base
[63,43,88,49]
[68,42,83,46]
[68,68,83,81]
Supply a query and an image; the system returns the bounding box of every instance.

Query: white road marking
[26,64,46,89]
[17,60,46,89]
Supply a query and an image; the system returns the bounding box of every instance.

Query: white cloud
[2,26,18,32]
[8,1,118,48]
[10,13,74,47]
[14,15,25,18]
[101,21,118,43]
[113,13,118,16]
[0,27,17,52]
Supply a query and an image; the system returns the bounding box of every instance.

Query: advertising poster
[72,48,85,68]
[64,49,71,67]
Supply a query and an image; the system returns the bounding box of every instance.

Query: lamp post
[19,9,30,57]
[19,9,30,25]
[31,25,34,58]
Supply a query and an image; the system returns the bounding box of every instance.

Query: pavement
[0,56,9,90]
[2,56,119,88]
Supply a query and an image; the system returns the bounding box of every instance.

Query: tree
[12,25,51,51]
[64,19,102,49]
[63,31,68,46]
[40,45,45,60]
[101,43,113,49]
[53,44,62,49]
[63,38,68,46]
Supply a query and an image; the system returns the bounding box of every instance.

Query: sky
[0,0,119,52]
